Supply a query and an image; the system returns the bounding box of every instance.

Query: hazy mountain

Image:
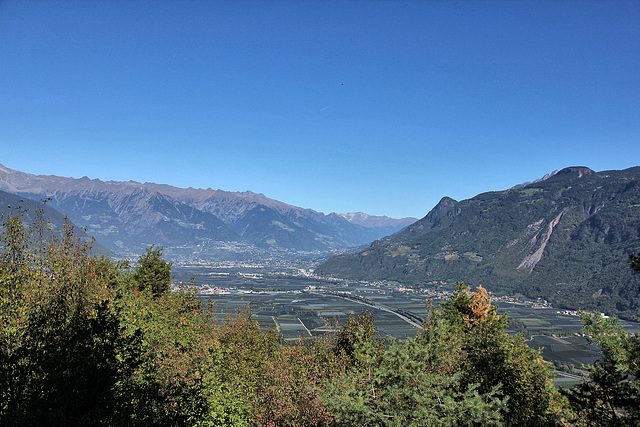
[0,189,111,255]
[0,163,408,256]
[316,166,640,319]
[337,212,417,228]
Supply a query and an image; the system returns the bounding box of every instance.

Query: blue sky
[1,1,638,219]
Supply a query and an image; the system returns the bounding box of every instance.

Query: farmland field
[174,265,639,386]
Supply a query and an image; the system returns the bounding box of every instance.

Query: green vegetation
[317,167,640,320]
[562,253,640,426]
[322,285,567,425]
[0,207,342,425]
[132,245,172,297]
[1,206,638,425]
[562,313,640,425]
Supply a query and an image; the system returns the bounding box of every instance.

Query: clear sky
[1,1,638,219]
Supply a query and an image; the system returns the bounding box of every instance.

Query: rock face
[316,167,640,319]
[0,163,410,256]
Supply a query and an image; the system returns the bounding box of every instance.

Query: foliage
[1,206,588,426]
[132,244,172,297]
[563,254,640,426]
[323,332,506,426]
[563,313,640,426]
[0,208,146,425]
[322,285,568,426]
[0,208,240,425]
[0,207,345,425]
[437,284,567,426]
[332,311,381,363]
[631,251,640,282]
[240,319,346,426]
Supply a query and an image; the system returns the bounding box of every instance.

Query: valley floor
[173,265,640,386]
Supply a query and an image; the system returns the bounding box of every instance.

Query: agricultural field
[174,266,640,387]
[200,291,420,342]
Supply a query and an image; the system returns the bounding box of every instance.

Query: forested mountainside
[317,167,640,319]
[0,163,412,256]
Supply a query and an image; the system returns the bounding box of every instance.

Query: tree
[563,313,640,426]
[563,253,640,426]
[320,285,569,425]
[630,252,640,274]
[428,284,567,426]
[332,311,381,363]
[322,306,508,426]
[631,251,640,293]
[0,208,149,425]
[132,245,172,297]
[1,208,262,425]
[322,331,506,426]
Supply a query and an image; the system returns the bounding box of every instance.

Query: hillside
[0,163,407,257]
[0,190,111,255]
[316,167,640,319]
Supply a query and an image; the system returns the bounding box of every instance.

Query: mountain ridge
[0,189,112,255]
[337,212,417,228]
[0,163,410,257]
[316,166,640,319]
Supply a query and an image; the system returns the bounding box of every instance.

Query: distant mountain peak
[511,170,559,189]
[337,212,417,228]
[436,196,458,206]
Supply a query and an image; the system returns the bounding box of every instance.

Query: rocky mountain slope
[316,166,640,319]
[0,190,111,255]
[0,163,409,256]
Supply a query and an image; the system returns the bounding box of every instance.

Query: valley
[173,264,640,387]
[3,162,640,387]
[4,2,638,422]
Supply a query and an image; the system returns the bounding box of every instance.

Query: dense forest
[1,206,639,426]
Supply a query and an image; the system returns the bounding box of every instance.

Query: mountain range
[316,166,640,320]
[4,162,639,318]
[0,163,416,258]
[0,188,111,255]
